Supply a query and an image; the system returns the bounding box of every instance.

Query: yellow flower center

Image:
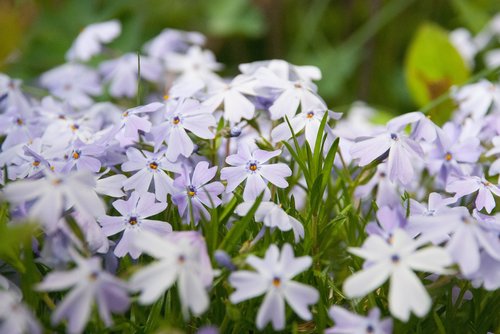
[72,152,80,159]
[306,111,314,119]
[172,116,180,125]
[272,277,281,287]
[32,161,40,167]
[149,162,158,170]
[249,163,258,171]
[445,153,452,161]
[128,217,138,225]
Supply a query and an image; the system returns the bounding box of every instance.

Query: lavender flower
[150,98,216,161]
[129,231,213,317]
[114,102,163,147]
[343,229,453,321]
[365,206,407,242]
[220,145,292,201]
[98,191,171,259]
[446,175,500,213]
[229,243,319,331]
[325,306,392,334]
[235,201,304,242]
[0,290,41,334]
[36,251,130,334]
[172,161,224,225]
[66,20,121,62]
[122,147,181,201]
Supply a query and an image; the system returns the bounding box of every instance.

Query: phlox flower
[0,289,41,334]
[129,231,213,317]
[343,229,453,321]
[229,243,319,331]
[100,53,161,98]
[165,45,222,85]
[113,102,163,147]
[446,175,500,213]
[0,106,37,150]
[453,80,500,120]
[354,164,402,208]
[172,161,224,225]
[271,108,342,149]
[350,114,425,185]
[409,207,500,275]
[150,98,216,161]
[98,191,171,259]
[62,139,103,173]
[325,306,392,334]
[254,67,326,120]
[365,206,407,242]
[203,75,256,123]
[144,28,205,58]
[0,74,31,113]
[40,63,102,108]
[36,251,130,334]
[66,20,121,62]
[122,147,181,201]
[220,145,292,201]
[3,170,105,228]
[235,201,304,242]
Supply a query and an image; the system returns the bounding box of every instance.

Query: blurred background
[1,0,499,116]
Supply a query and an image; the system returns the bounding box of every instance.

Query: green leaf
[451,0,490,33]
[405,22,470,114]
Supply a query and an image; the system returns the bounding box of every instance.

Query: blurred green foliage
[1,0,500,114]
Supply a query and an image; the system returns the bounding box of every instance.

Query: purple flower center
[391,254,400,263]
[149,161,159,170]
[366,324,375,333]
[16,118,24,126]
[272,276,281,287]
[128,216,138,225]
[247,160,259,173]
[390,133,398,140]
[172,116,181,125]
[187,185,197,197]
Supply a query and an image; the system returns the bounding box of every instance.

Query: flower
[122,147,181,201]
[220,145,292,201]
[100,53,161,98]
[350,117,424,185]
[453,80,500,120]
[3,170,106,228]
[229,243,319,331]
[343,229,453,321]
[446,175,500,213]
[114,102,163,147]
[165,46,222,84]
[98,191,171,259]
[365,206,407,242]
[203,75,256,123]
[36,251,130,334]
[0,289,41,334]
[129,231,213,317]
[271,108,341,149]
[66,20,121,62]
[172,161,224,225]
[409,208,500,275]
[144,28,205,59]
[325,306,392,334]
[150,98,216,161]
[61,139,103,173]
[235,201,304,242]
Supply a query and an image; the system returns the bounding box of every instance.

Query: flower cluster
[0,17,500,334]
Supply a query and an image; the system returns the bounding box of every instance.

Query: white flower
[343,229,453,322]
[0,290,41,334]
[129,231,213,317]
[66,20,121,61]
[235,201,304,242]
[229,243,319,331]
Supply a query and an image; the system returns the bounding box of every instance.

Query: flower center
[178,255,186,264]
[128,216,138,225]
[366,324,375,333]
[445,153,452,161]
[172,116,181,125]
[51,178,62,186]
[70,124,79,131]
[390,133,398,140]
[72,151,80,160]
[247,160,259,173]
[88,271,99,281]
[306,111,314,119]
[391,254,400,263]
[16,118,24,125]
[149,162,158,170]
[187,185,197,197]
[122,111,129,117]
[32,160,40,167]
[272,277,281,287]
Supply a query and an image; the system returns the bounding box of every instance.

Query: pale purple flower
[150,98,216,161]
[325,306,392,334]
[450,28,478,67]
[3,170,106,228]
[172,161,224,225]
[453,80,500,120]
[229,243,319,331]
[254,67,326,120]
[114,102,163,147]
[166,46,222,85]
[271,108,342,148]
[350,118,424,185]
[100,53,161,98]
[409,192,456,217]
[62,140,103,173]
[235,201,304,242]
[203,75,256,123]
[220,145,292,201]
[354,164,402,208]
[98,191,171,259]
[0,74,31,113]
[468,252,500,291]
[122,147,181,201]
[40,63,102,108]
[36,251,130,334]
[343,229,453,321]
[66,20,121,62]
[486,136,500,181]
[144,28,205,59]
[0,108,37,150]
[95,170,127,198]
[365,206,407,242]
[0,290,41,334]
[446,175,500,213]
[129,231,213,317]
[409,208,500,275]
